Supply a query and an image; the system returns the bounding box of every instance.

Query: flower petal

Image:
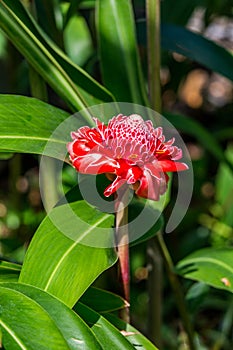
[73,153,119,174]
[135,169,163,201]
[67,140,90,158]
[104,177,127,197]
[125,166,143,184]
[158,160,189,172]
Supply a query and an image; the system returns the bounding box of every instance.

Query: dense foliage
[0,0,232,349]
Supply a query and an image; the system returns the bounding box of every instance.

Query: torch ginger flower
[67,114,188,201]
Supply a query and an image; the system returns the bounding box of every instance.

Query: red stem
[115,187,130,322]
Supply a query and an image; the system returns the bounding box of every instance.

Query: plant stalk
[157,232,196,350]
[146,0,161,113]
[146,0,163,346]
[115,187,130,323]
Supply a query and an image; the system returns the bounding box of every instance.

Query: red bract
[67,114,188,201]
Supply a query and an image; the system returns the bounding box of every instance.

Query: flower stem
[157,232,196,350]
[115,187,130,323]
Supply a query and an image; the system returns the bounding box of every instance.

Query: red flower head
[67,114,188,201]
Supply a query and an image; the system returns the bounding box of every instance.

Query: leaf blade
[137,21,233,81]
[0,261,21,283]
[19,200,117,307]
[176,247,233,293]
[2,282,102,350]
[0,0,114,115]
[96,0,148,104]
[104,313,159,350]
[0,285,70,350]
[75,302,135,349]
[0,95,69,157]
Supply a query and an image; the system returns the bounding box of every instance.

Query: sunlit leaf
[96,0,148,104]
[104,313,159,350]
[1,282,102,350]
[0,284,70,349]
[0,95,69,157]
[64,14,93,66]
[176,247,233,293]
[74,302,135,349]
[19,200,117,307]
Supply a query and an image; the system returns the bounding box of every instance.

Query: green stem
[147,237,163,348]
[157,232,196,350]
[146,0,163,346]
[115,188,130,323]
[146,0,161,113]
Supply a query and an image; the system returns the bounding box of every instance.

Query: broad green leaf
[137,22,233,82]
[2,282,102,350]
[74,303,135,349]
[0,284,70,350]
[0,0,114,116]
[0,261,21,282]
[176,248,233,293]
[96,0,148,104]
[62,179,164,247]
[19,200,117,307]
[80,287,126,313]
[104,313,159,350]
[0,95,69,157]
[164,112,233,172]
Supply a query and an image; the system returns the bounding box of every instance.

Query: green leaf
[0,261,21,282]
[0,284,70,350]
[176,247,233,293]
[1,282,102,350]
[0,95,69,157]
[34,0,61,45]
[96,0,148,104]
[80,287,126,313]
[0,0,114,116]
[74,303,135,349]
[161,24,233,81]
[64,14,93,66]
[19,200,117,307]
[137,22,233,81]
[104,313,159,350]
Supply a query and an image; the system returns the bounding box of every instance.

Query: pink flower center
[95,114,178,165]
